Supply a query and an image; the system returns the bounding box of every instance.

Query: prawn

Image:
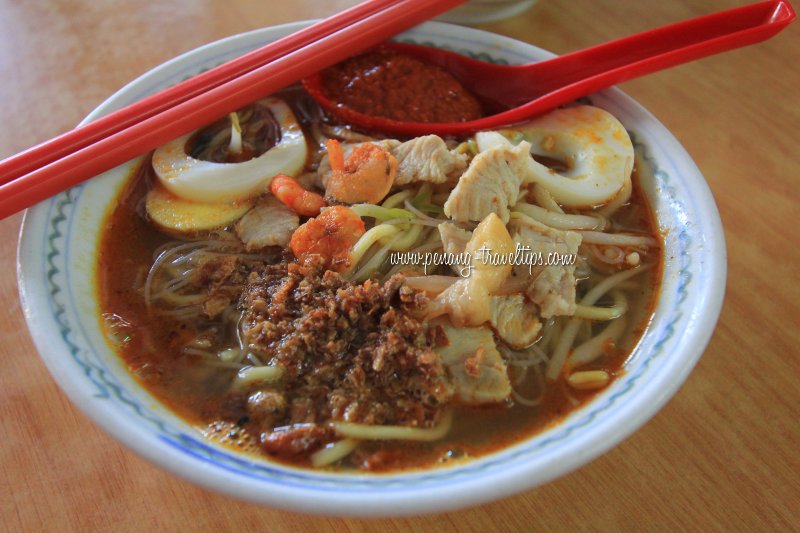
[290,206,365,272]
[269,174,326,216]
[325,139,397,205]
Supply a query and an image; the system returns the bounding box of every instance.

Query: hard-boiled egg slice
[498,105,634,209]
[152,97,307,203]
[145,182,253,235]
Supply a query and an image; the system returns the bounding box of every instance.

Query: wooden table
[2,0,798,530]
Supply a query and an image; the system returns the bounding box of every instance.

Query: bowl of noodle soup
[17,21,726,515]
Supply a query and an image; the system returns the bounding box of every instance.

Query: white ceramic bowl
[17,21,726,516]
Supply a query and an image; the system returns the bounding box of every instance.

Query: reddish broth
[97,158,661,472]
[97,58,662,471]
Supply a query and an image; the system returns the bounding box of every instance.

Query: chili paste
[319,48,483,123]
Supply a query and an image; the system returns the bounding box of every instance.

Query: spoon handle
[528,0,795,101]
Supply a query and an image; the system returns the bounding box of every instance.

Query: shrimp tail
[270,174,327,216]
[324,142,397,205]
[327,139,345,172]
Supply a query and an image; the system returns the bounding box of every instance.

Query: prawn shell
[324,144,397,205]
[290,206,365,272]
[152,97,308,203]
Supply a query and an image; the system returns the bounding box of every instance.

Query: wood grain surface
[1,0,798,530]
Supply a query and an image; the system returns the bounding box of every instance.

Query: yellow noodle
[218,348,242,363]
[547,319,583,381]
[578,231,657,247]
[351,234,401,282]
[513,203,604,231]
[310,438,359,468]
[349,224,401,267]
[234,365,284,386]
[547,317,564,353]
[350,203,414,222]
[385,222,424,252]
[569,316,629,367]
[573,290,628,321]
[381,190,414,209]
[332,410,453,441]
[581,266,650,305]
[575,317,593,344]
[547,269,647,380]
[160,292,207,306]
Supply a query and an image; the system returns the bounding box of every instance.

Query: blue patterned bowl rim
[16,21,726,516]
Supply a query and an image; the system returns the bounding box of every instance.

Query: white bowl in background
[436,0,538,25]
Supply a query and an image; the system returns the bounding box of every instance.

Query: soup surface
[98,53,661,472]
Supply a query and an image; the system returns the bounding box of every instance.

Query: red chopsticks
[0,0,466,219]
[0,0,402,187]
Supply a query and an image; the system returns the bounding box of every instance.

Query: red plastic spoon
[304,0,795,136]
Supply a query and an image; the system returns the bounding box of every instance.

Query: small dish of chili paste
[318,47,484,123]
